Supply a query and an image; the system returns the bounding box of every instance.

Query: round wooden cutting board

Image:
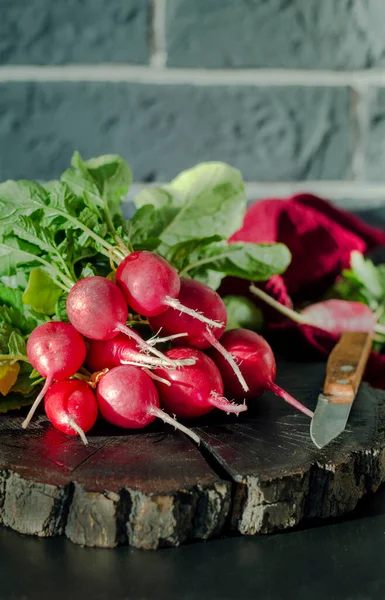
[0,360,384,550]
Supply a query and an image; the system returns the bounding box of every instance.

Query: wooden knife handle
[323,331,373,403]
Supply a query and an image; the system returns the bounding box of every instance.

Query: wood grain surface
[0,360,384,549]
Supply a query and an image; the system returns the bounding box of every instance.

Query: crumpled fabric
[228,194,385,389]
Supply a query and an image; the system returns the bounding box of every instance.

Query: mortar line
[126,181,385,207]
[350,84,371,181]
[149,0,167,68]
[3,65,385,86]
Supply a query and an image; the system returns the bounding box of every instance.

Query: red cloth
[229,194,385,389]
[230,194,385,301]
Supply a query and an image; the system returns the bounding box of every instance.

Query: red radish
[249,284,384,336]
[210,328,314,418]
[153,347,247,419]
[86,334,192,373]
[22,322,87,429]
[96,365,200,444]
[115,251,223,329]
[44,380,98,445]
[150,278,249,393]
[66,276,176,367]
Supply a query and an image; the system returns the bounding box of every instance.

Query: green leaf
[22,268,63,315]
[133,162,247,252]
[0,392,34,413]
[75,152,132,220]
[165,236,224,272]
[350,251,384,299]
[223,295,264,332]
[7,331,26,357]
[0,180,49,224]
[128,205,163,251]
[182,242,292,285]
[54,295,69,322]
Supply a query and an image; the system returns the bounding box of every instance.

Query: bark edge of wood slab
[0,361,384,549]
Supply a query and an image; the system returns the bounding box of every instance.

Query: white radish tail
[204,327,249,393]
[148,406,200,445]
[22,377,52,429]
[66,416,89,445]
[165,296,224,329]
[208,392,247,415]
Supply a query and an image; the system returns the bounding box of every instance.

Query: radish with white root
[249,284,385,336]
[44,379,98,445]
[66,276,183,368]
[115,251,223,329]
[86,333,194,372]
[96,365,200,444]
[210,328,314,418]
[153,347,247,418]
[22,322,87,429]
[149,278,250,393]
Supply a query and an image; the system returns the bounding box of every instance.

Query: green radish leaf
[165,236,224,272]
[182,242,292,287]
[128,205,163,251]
[73,152,132,221]
[7,331,26,357]
[0,389,34,412]
[22,268,63,315]
[54,295,69,322]
[133,162,247,252]
[350,251,385,299]
[0,180,50,224]
[223,295,264,332]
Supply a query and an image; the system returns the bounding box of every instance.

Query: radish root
[204,327,249,393]
[22,377,53,429]
[67,416,89,445]
[165,296,224,329]
[209,391,248,415]
[267,382,314,418]
[147,331,188,346]
[142,368,171,387]
[114,322,176,367]
[149,406,200,445]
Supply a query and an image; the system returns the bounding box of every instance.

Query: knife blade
[310,331,373,449]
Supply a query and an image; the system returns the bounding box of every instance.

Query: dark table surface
[4,204,385,600]
[2,485,385,600]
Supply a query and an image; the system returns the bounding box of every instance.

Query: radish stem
[149,406,200,445]
[165,296,224,329]
[249,284,308,324]
[204,327,249,393]
[22,377,52,429]
[267,382,314,418]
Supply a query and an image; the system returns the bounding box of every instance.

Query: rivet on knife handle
[323,331,373,403]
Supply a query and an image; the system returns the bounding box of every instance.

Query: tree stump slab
[0,360,385,549]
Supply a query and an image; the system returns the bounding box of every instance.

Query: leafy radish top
[0,152,290,411]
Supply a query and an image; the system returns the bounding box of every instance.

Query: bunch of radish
[21,250,313,445]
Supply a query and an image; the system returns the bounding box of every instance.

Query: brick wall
[1,0,385,207]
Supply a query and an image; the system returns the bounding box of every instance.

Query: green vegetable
[223,295,264,332]
[330,250,385,350]
[0,152,292,410]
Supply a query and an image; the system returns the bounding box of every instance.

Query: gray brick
[365,88,385,181]
[0,0,149,65]
[166,0,385,69]
[0,82,350,182]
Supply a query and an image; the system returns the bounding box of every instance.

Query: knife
[310,331,373,449]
